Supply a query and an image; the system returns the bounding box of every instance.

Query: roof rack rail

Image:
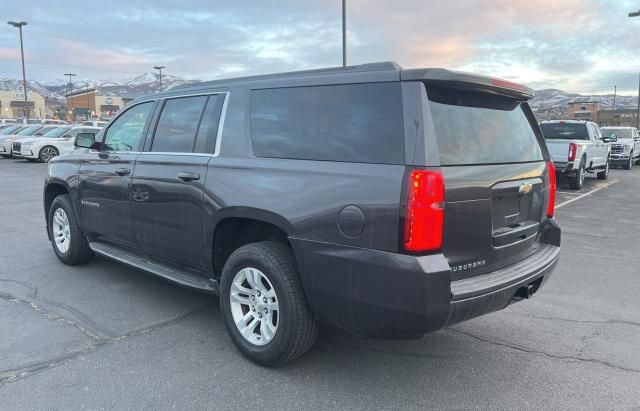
[171,61,402,91]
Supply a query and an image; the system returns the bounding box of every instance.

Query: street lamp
[631,10,640,127]
[342,0,347,67]
[64,73,76,95]
[153,66,166,91]
[7,21,29,122]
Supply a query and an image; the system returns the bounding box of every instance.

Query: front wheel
[39,146,59,162]
[220,242,318,367]
[48,194,94,265]
[625,153,634,170]
[597,158,609,180]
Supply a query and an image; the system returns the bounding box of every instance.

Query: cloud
[0,0,639,94]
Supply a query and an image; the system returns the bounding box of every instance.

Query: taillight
[404,170,445,252]
[568,143,577,162]
[546,161,556,218]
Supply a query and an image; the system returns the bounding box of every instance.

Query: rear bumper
[292,218,561,338]
[552,161,574,175]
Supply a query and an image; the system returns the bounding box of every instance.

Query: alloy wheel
[229,267,279,346]
[52,208,71,254]
[41,147,58,162]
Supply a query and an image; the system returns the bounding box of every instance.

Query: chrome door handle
[115,168,130,176]
[177,172,200,182]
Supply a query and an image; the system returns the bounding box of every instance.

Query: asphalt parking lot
[1,157,639,410]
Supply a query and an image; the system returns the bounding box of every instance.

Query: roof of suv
[139,61,534,102]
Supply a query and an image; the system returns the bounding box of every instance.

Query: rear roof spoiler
[401,68,535,100]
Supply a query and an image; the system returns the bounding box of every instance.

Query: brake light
[568,143,577,162]
[404,170,444,252]
[490,78,527,92]
[546,162,556,218]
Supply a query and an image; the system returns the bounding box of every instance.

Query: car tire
[569,161,585,190]
[220,241,318,367]
[39,146,59,162]
[624,154,633,170]
[48,194,94,265]
[597,158,609,180]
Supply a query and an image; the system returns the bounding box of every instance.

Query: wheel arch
[208,208,297,278]
[44,180,72,239]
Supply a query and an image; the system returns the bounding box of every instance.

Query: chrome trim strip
[138,152,213,157]
[213,92,230,157]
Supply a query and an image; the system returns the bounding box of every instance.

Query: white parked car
[600,127,640,169]
[13,126,101,162]
[0,125,59,158]
[80,120,108,128]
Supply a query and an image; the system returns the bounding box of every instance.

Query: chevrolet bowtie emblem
[519,183,533,195]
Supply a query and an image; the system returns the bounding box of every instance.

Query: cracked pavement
[1,158,639,410]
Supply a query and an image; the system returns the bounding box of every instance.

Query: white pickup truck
[540,120,611,189]
[600,127,640,170]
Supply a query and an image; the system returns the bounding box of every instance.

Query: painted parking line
[555,179,618,209]
[556,191,583,195]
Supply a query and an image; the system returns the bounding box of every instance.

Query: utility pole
[613,85,617,111]
[7,21,29,122]
[153,66,165,91]
[64,73,76,94]
[631,10,640,127]
[86,82,90,120]
[342,0,347,67]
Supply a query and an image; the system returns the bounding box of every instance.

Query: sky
[1,0,639,94]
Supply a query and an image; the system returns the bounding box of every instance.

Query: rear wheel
[220,241,318,367]
[48,194,94,265]
[39,146,59,162]
[569,161,585,190]
[597,158,609,180]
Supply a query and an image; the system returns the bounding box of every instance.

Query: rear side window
[540,123,589,140]
[427,86,544,166]
[250,83,404,164]
[152,96,207,153]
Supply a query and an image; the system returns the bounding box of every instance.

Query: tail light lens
[568,143,577,162]
[546,161,556,218]
[404,170,445,252]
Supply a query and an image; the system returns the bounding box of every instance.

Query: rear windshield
[601,128,632,139]
[540,123,589,140]
[427,86,543,166]
[251,83,404,164]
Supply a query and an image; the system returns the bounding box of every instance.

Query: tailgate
[424,83,552,281]
[544,140,570,164]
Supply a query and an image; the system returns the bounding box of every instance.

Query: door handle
[115,168,130,176]
[177,172,201,182]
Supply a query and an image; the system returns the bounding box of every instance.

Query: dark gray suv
[43,62,560,366]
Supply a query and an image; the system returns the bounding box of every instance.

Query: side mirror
[602,137,611,143]
[74,132,96,148]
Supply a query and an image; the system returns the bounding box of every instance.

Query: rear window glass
[540,123,589,140]
[427,86,544,166]
[250,83,404,164]
[151,96,207,153]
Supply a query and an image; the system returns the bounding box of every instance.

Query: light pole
[631,10,640,127]
[64,73,76,94]
[7,21,29,122]
[153,66,165,91]
[342,0,347,67]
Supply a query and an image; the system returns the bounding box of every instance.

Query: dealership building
[66,88,125,122]
[0,90,46,119]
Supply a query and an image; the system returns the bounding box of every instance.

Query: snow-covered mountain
[530,89,638,110]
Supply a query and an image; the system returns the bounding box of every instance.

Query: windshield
[427,86,543,165]
[601,128,632,139]
[540,123,589,140]
[17,126,42,136]
[42,127,71,138]
[0,125,22,135]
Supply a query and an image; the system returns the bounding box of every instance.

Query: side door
[633,129,640,159]
[77,101,157,247]
[131,93,226,272]
[589,124,605,167]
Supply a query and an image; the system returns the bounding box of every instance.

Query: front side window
[104,102,154,152]
[151,96,207,153]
